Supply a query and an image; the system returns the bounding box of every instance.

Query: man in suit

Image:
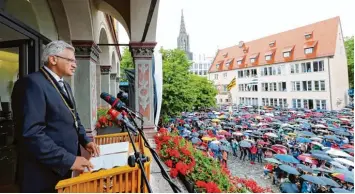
[11,40,100,192]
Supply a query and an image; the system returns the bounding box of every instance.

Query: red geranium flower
[170,168,178,178]
[165,160,173,168]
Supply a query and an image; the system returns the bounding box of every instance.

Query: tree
[119,47,134,81]
[160,48,217,119]
[345,36,354,88]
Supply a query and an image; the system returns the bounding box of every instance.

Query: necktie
[58,80,69,98]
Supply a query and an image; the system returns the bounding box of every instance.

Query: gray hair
[41,40,75,65]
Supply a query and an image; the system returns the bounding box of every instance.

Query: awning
[304,41,318,48]
[249,53,259,59]
[283,46,294,53]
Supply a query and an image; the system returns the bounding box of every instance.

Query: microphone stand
[126,111,181,193]
[123,124,153,193]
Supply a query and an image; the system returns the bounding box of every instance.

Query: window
[295,64,299,73]
[199,64,202,69]
[223,85,228,92]
[283,99,287,107]
[283,52,290,58]
[303,99,309,109]
[265,98,269,106]
[270,83,274,91]
[265,55,272,61]
[302,81,307,91]
[223,73,227,78]
[251,69,257,76]
[319,60,324,71]
[216,64,220,69]
[273,82,277,91]
[307,81,312,91]
[306,62,312,72]
[264,67,268,76]
[291,81,295,91]
[292,99,297,108]
[225,99,229,102]
[214,74,219,80]
[277,66,281,75]
[194,64,198,69]
[313,61,319,72]
[281,65,286,75]
[262,98,266,106]
[301,63,306,73]
[269,67,273,75]
[278,82,287,91]
[250,58,255,63]
[237,60,242,65]
[305,48,313,54]
[225,59,232,67]
[320,80,325,91]
[238,70,244,78]
[316,100,321,109]
[270,98,274,106]
[260,68,264,76]
[321,100,327,110]
[272,67,276,75]
[220,98,223,103]
[291,64,295,74]
[296,81,301,91]
[297,99,302,108]
[314,81,320,91]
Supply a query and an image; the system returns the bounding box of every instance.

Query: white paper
[99,142,129,156]
[85,152,128,172]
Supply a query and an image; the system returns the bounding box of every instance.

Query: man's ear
[48,56,57,65]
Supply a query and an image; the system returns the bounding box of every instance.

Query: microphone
[107,108,138,135]
[117,91,129,104]
[100,92,144,121]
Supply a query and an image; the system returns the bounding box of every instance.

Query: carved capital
[116,77,120,82]
[130,42,157,59]
[72,40,101,64]
[110,73,117,80]
[100,65,111,75]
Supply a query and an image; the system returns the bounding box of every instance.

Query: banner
[227,77,236,91]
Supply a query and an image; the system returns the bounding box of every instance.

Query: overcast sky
[119,0,355,58]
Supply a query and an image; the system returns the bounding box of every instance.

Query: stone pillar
[110,73,117,96]
[130,42,157,136]
[100,65,111,107]
[116,77,120,92]
[72,40,101,137]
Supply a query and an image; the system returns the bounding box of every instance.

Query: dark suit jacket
[11,68,91,192]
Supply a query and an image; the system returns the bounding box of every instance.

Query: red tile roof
[209,17,340,73]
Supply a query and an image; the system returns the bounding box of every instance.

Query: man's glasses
[55,55,77,64]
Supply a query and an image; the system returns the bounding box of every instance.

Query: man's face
[53,48,77,77]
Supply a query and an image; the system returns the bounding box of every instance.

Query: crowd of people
[163,105,354,193]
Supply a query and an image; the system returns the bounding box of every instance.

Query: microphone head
[100,92,115,105]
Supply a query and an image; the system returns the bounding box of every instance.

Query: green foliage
[97,107,109,119]
[345,36,354,88]
[120,47,134,81]
[160,49,217,119]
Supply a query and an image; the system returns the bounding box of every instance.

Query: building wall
[209,70,236,105]
[328,23,350,110]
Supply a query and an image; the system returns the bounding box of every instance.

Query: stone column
[100,65,111,107]
[116,77,120,93]
[72,40,101,137]
[130,42,157,136]
[110,73,117,96]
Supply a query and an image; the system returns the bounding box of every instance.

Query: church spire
[180,9,186,34]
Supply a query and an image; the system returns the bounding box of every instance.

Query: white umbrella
[310,137,323,142]
[232,132,243,136]
[339,118,350,121]
[211,140,220,144]
[311,141,324,148]
[326,148,352,158]
[315,124,327,128]
[265,132,278,138]
[334,158,354,167]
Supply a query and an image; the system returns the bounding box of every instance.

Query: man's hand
[71,156,93,171]
[85,142,100,157]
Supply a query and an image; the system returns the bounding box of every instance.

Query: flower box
[178,173,196,193]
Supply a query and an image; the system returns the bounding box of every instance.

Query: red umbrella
[271,144,288,154]
[341,144,354,149]
[257,140,269,145]
[297,154,318,165]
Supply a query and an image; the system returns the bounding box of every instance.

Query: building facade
[208,17,349,110]
[189,54,212,77]
[177,9,193,60]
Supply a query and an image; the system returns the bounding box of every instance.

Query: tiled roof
[209,16,340,73]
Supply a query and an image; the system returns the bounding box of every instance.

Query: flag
[227,77,236,91]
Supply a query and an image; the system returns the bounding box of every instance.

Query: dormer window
[225,58,233,67]
[283,46,294,58]
[216,63,220,69]
[250,58,256,63]
[243,47,249,54]
[265,50,274,61]
[305,48,313,54]
[237,60,242,65]
[305,31,313,39]
[269,41,275,47]
[222,53,228,58]
[283,52,290,58]
[265,55,272,61]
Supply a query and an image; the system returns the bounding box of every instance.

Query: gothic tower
[177,9,193,60]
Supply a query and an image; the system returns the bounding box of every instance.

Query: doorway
[308,99,314,109]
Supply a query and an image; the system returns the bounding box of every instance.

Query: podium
[55,133,151,193]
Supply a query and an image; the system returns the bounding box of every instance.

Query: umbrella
[301,175,327,185]
[208,143,220,151]
[331,188,353,193]
[279,164,300,175]
[332,173,354,183]
[271,145,288,154]
[220,145,232,152]
[343,148,354,154]
[274,154,300,164]
[257,140,269,145]
[311,141,324,148]
[313,167,334,173]
[335,131,351,136]
[239,140,251,148]
[326,148,352,158]
[318,176,341,187]
[330,161,347,169]
[265,132,278,138]
[252,131,263,136]
[202,136,215,141]
[191,132,199,137]
[191,137,202,144]
[296,137,312,143]
[311,153,333,161]
[232,132,243,136]
[310,137,323,142]
[211,140,220,144]
[341,144,354,149]
[298,131,316,137]
[334,158,354,167]
[296,164,314,173]
[264,158,282,164]
[314,124,327,128]
[220,139,230,145]
[198,130,207,135]
[311,150,327,155]
[298,154,318,165]
[183,124,190,128]
[324,135,340,141]
[280,182,299,193]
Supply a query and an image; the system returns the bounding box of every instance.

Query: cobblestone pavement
[227,155,281,193]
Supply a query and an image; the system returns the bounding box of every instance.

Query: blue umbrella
[314,167,334,174]
[311,153,333,161]
[191,132,199,137]
[280,182,299,193]
[191,137,201,144]
[335,131,351,136]
[331,188,352,193]
[296,137,312,143]
[297,164,314,173]
[311,150,327,155]
[318,176,341,187]
[209,143,220,151]
[275,154,300,164]
[239,140,251,148]
[301,175,327,185]
[324,135,340,141]
[279,164,300,175]
[220,139,230,145]
[298,131,316,137]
